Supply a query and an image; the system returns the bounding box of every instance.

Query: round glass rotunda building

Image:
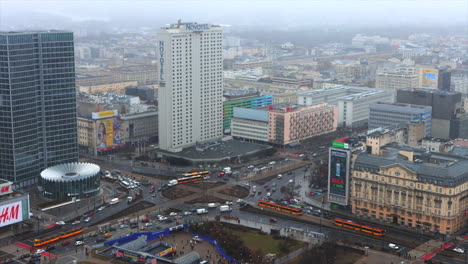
[40,162,101,200]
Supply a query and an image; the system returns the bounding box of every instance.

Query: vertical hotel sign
[159,41,164,81]
[328,148,351,206]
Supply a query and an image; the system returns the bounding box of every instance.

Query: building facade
[231,104,338,145]
[352,148,468,234]
[396,88,464,138]
[376,72,418,90]
[158,21,223,152]
[368,102,432,136]
[298,86,395,128]
[0,31,78,187]
[223,94,272,133]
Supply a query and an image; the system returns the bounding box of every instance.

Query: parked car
[266,192,271,197]
[84,217,91,222]
[269,218,278,223]
[169,212,178,216]
[247,165,254,169]
[103,233,112,238]
[225,201,233,205]
[183,211,192,215]
[141,218,150,223]
[19,254,30,259]
[55,221,66,225]
[72,220,80,225]
[36,249,45,254]
[308,192,316,196]
[193,236,203,242]
[75,241,84,246]
[120,224,129,229]
[277,174,283,179]
[98,206,106,211]
[145,222,153,227]
[61,240,71,246]
[269,161,276,165]
[453,247,465,254]
[130,222,138,228]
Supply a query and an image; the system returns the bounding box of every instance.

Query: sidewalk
[295,173,331,210]
[354,248,407,264]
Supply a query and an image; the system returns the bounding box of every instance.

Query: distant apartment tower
[158,21,223,152]
[0,31,78,187]
[369,102,432,136]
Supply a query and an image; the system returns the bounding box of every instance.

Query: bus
[34,227,83,247]
[258,200,303,215]
[176,175,204,184]
[181,171,211,179]
[333,218,385,236]
[119,181,131,189]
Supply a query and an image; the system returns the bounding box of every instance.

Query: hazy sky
[1,0,467,30]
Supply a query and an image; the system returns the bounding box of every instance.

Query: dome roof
[41,162,100,182]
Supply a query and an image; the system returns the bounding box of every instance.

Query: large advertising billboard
[93,110,123,151]
[96,117,123,150]
[328,148,350,206]
[0,195,30,228]
[421,69,438,89]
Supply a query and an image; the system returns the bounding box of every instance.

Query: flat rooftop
[156,140,272,161]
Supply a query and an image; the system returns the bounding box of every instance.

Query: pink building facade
[268,103,338,145]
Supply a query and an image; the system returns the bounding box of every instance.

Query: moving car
[453,247,465,254]
[75,241,84,246]
[72,220,80,225]
[269,161,276,165]
[36,249,45,254]
[247,165,254,169]
[277,174,283,179]
[388,243,399,250]
[266,192,271,197]
[61,240,71,246]
[269,218,278,223]
[55,221,66,225]
[193,235,203,242]
[84,217,91,222]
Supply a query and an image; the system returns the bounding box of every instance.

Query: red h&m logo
[0,204,20,224]
[0,185,10,194]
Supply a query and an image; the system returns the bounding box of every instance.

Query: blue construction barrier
[190,232,240,264]
[104,224,188,247]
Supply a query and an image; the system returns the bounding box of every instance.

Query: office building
[396,88,465,138]
[416,65,451,91]
[298,86,395,128]
[0,31,78,187]
[231,104,337,145]
[368,102,432,136]
[376,71,418,90]
[352,146,468,234]
[451,75,468,94]
[158,21,223,152]
[223,93,272,133]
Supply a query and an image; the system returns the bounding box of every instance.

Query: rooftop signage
[185,24,209,32]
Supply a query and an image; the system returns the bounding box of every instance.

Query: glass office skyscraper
[0,31,78,188]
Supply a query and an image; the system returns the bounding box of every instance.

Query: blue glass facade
[0,31,78,188]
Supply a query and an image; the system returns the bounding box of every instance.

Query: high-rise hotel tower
[158,21,223,152]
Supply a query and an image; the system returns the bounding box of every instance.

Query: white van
[109,198,119,205]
